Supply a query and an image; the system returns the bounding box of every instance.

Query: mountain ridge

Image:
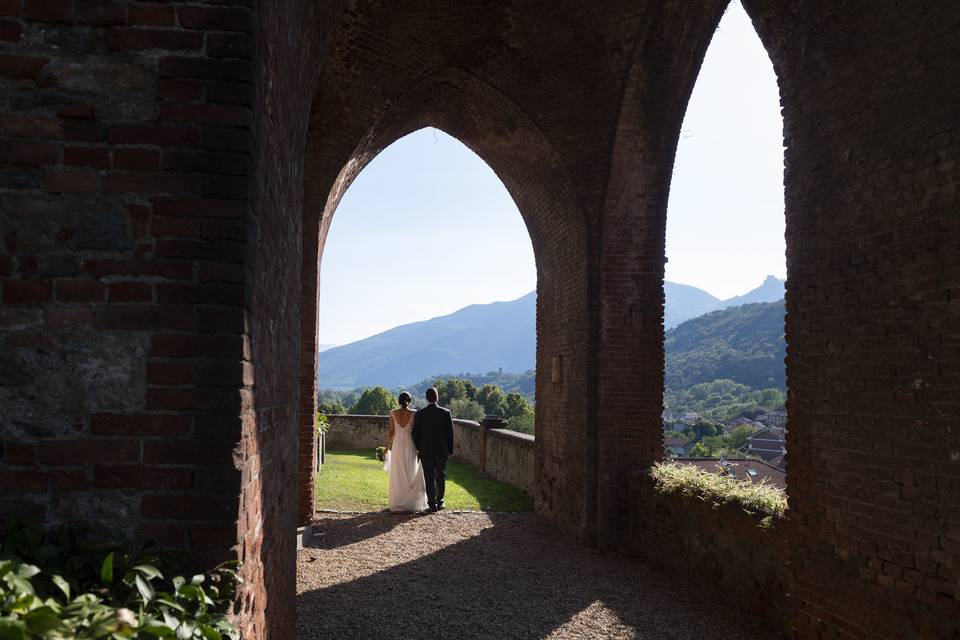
[317,277,785,389]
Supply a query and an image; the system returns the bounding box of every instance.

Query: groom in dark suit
[412,387,454,512]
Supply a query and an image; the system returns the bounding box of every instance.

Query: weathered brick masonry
[1,1,958,638]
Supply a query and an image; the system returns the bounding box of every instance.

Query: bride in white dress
[384,392,428,512]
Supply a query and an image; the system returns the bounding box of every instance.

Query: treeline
[664,379,785,423]
[317,377,535,435]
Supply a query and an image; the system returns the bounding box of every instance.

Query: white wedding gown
[386,410,428,512]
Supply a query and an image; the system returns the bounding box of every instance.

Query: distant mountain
[717,275,785,309]
[317,277,787,389]
[665,300,786,390]
[665,281,721,328]
[316,293,536,389]
[317,344,337,353]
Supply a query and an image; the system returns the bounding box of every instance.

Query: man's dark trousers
[421,456,447,508]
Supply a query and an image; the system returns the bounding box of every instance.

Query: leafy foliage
[449,398,484,422]
[650,461,787,519]
[665,301,785,390]
[665,378,785,423]
[0,521,239,639]
[348,386,396,416]
[317,400,346,415]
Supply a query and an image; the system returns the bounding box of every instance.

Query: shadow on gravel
[297,513,777,640]
[306,511,415,550]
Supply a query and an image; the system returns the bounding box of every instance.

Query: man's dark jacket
[412,403,454,458]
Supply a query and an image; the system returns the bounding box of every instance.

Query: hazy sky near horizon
[318,1,784,346]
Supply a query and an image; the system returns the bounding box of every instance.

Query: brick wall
[0,0,254,565]
[627,471,791,634]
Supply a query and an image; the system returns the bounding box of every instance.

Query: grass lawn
[316,448,533,512]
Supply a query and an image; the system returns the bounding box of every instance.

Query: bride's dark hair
[398,392,412,408]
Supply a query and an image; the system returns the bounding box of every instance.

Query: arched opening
[311,126,538,512]
[294,69,594,535]
[661,0,787,476]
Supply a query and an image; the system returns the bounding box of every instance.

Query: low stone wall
[324,415,534,496]
[485,429,535,495]
[626,471,791,634]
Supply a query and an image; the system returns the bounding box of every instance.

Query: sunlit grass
[316,449,533,512]
[651,461,787,520]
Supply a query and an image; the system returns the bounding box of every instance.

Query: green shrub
[375,447,386,462]
[0,521,240,639]
[650,461,787,519]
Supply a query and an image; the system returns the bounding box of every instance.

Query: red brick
[158,102,250,126]
[187,522,236,549]
[0,470,47,492]
[39,439,139,465]
[146,360,192,385]
[23,0,73,22]
[154,239,245,262]
[0,18,23,41]
[158,78,202,101]
[95,304,194,330]
[0,1,19,16]
[163,150,249,175]
[45,307,93,330]
[145,388,239,411]
[44,171,97,193]
[153,196,246,219]
[63,146,110,169]
[76,0,125,26]
[143,439,234,466]
[136,522,187,548]
[0,54,48,78]
[158,56,251,81]
[58,104,94,119]
[63,120,105,142]
[113,147,162,171]
[141,493,235,520]
[1,442,37,465]
[108,281,152,302]
[3,333,56,351]
[102,173,199,194]
[0,114,61,138]
[92,413,190,436]
[199,261,244,283]
[156,283,242,306]
[201,126,249,151]
[197,307,244,333]
[3,279,53,303]
[151,215,200,238]
[207,33,252,59]
[55,279,106,302]
[205,80,251,105]
[84,258,192,280]
[107,124,198,147]
[127,2,174,27]
[201,175,248,199]
[150,333,243,358]
[8,141,59,165]
[49,469,90,491]
[177,6,251,32]
[95,465,192,490]
[106,27,203,52]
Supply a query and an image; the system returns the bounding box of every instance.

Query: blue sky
[318,1,784,346]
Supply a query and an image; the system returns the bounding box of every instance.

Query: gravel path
[297,511,779,640]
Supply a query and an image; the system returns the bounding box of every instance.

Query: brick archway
[297,67,594,538]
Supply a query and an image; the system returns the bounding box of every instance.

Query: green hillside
[665,300,785,390]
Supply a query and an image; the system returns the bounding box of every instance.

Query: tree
[349,386,395,416]
[504,391,530,419]
[508,405,535,435]
[476,384,507,416]
[439,378,468,405]
[463,379,478,401]
[318,400,346,415]
[450,398,484,422]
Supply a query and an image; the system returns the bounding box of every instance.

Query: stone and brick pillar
[0,1,270,634]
